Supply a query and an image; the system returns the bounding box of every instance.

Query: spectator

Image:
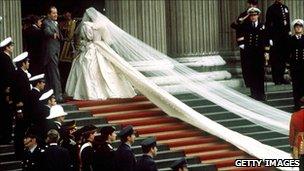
[135,137,158,171]
[0,37,15,144]
[116,125,137,171]
[79,124,97,171]
[25,15,44,75]
[93,126,116,171]
[42,6,63,102]
[43,129,73,171]
[170,158,188,171]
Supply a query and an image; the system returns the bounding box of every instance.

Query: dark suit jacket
[135,154,158,171]
[42,144,72,171]
[12,68,31,104]
[28,89,42,122]
[116,143,136,171]
[93,142,116,171]
[80,143,94,171]
[43,18,61,66]
[25,25,44,74]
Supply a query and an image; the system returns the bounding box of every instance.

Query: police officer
[135,137,158,171]
[170,158,188,171]
[22,128,45,171]
[231,0,258,87]
[79,124,98,171]
[0,37,15,144]
[235,7,269,101]
[60,120,79,171]
[46,105,67,132]
[12,52,32,159]
[266,0,290,84]
[287,19,304,110]
[116,125,137,171]
[93,125,117,171]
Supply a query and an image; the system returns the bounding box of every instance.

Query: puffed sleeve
[82,22,94,41]
[93,22,112,45]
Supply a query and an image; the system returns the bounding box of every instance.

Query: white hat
[0,16,2,22]
[39,89,54,101]
[247,7,261,15]
[292,19,304,27]
[13,52,29,63]
[47,105,67,119]
[29,74,45,82]
[0,37,12,48]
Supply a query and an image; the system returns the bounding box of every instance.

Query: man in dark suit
[79,124,98,171]
[170,158,188,171]
[116,125,137,171]
[234,7,269,101]
[231,0,258,87]
[43,6,63,102]
[22,128,45,171]
[25,15,44,75]
[43,129,73,171]
[266,0,290,85]
[135,137,158,171]
[0,37,15,144]
[93,126,117,171]
[12,52,32,159]
[287,19,304,110]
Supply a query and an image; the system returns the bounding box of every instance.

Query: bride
[65,8,136,100]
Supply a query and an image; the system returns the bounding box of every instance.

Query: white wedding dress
[65,18,136,100]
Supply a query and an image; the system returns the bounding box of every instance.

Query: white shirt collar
[49,143,57,146]
[33,87,40,92]
[29,144,37,153]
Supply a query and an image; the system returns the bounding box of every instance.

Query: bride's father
[43,6,63,102]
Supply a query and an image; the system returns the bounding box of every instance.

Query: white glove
[239,44,245,49]
[269,40,273,46]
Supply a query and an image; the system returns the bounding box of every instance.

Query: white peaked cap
[39,89,54,101]
[247,7,261,15]
[47,105,67,119]
[29,74,45,82]
[0,37,12,48]
[13,52,28,63]
[292,19,304,27]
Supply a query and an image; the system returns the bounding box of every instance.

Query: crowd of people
[231,0,304,110]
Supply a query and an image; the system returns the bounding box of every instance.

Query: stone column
[166,0,220,57]
[0,0,23,56]
[105,0,167,53]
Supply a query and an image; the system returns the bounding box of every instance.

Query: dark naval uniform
[266,1,290,84]
[116,143,136,171]
[93,141,116,171]
[135,154,157,171]
[236,20,268,100]
[231,10,252,87]
[287,34,304,109]
[22,145,45,171]
[0,51,15,143]
[12,68,31,158]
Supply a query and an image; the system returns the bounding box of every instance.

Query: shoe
[56,97,65,104]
